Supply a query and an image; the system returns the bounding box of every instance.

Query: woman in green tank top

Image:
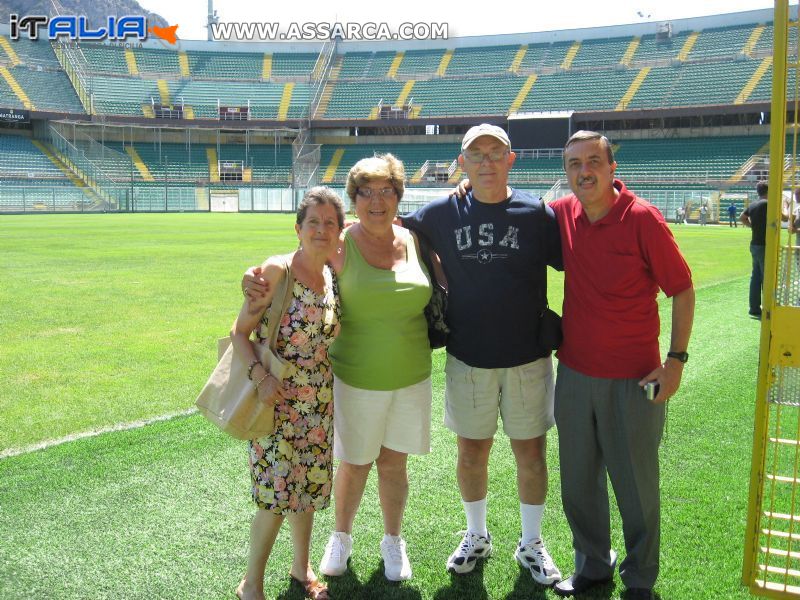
[320,154,433,582]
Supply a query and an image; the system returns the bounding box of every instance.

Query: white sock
[382,533,401,543]
[463,498,488,537]
[520,503,544,545]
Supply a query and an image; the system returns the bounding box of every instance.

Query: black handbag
[415,232,449,349]
[537,305,562,352]
[535,202,562,352]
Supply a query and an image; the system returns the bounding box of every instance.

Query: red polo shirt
[550,180,692,379]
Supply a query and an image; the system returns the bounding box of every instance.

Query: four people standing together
[234,125,696,600]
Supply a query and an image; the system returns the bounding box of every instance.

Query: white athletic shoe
[446,530,493,574]
[319,531,353,576]
[515,537,562,586]
[380,535,412,581]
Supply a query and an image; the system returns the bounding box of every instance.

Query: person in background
[740,181,769,319]
[728,201,738,228]
[791,188,800,247]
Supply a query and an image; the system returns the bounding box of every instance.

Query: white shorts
[333,376,432,465]
[444,354,554,440]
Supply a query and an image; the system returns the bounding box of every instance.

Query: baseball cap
[461,124,511,151]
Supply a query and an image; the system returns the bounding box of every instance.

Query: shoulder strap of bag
[263,254,294,351]
[537,200,549,315]
[413,230,447,291]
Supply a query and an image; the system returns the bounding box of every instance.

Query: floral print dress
[249,265,340,515]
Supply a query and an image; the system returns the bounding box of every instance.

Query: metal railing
[308,40,337,120]
[51,41,93,115]
[48,126,128,209]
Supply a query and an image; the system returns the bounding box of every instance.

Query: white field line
[0,407,198,460]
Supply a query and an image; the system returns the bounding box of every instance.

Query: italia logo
[9,14,179,44]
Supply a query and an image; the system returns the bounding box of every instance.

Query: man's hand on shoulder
[452,179,471,200]
[242,264,272,300]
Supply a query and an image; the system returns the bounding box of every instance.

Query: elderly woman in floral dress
[233,187,344,600]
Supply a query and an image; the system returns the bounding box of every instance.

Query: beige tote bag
[195,257,294,440]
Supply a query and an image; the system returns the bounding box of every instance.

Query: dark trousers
[749,244,765,316]
[555,364,665,589]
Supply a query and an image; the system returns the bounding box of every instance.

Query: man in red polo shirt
[550,131,695,600]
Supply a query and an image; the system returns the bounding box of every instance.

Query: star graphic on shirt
[463,250,508,264]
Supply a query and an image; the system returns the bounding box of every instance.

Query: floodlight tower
[207,0,219,41]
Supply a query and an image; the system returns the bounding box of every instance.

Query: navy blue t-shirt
[403,189,562,368]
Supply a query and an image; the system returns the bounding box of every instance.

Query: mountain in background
[0,0,168,30]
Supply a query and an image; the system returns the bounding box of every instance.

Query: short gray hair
[564,130,615,164]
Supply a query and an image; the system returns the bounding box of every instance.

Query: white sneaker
[380,535,412,581]
[515,537,562,586]
[446,530,493,574]
[319,531,352,576]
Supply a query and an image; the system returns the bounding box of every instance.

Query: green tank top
[329,228,432,390]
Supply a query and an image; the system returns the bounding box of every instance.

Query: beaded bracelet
[247,360,262,381]
[254,372,271,390]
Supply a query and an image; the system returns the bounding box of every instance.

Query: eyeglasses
[463,150,509,164]
[356,187,396,199]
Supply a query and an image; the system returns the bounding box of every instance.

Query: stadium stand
[89,76,161,116]
[520,69,638,112]
[187,50,263,80]
[136,47,182,76]
[410,76,523,117]
[0,134,102,210]
[80,43,130,75]
[570,36,633,69]
[446,45,518,75]
[0,7,793,215]
[339,51,397,79]
[632,29,695,63]
[0,15,787,120]
[396,49,446,77]
[8,66,84,113]
[0,71,20,107]
[323,80,406,118]
[1,35,61,68]
[614,136,770,182]
[272,53,318,78]
[319,143,460,184]
[689,24,758,59]
[0,134,68,180]
[517,40,574,71]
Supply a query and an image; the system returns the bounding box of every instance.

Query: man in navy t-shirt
[402,124,563,586]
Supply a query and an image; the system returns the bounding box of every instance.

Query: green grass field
[0,215,760,599]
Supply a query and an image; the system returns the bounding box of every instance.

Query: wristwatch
[667,351,689,363]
